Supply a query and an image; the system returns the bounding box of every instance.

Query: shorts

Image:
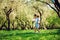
[35,24,39,28]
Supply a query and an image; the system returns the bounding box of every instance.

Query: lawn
[0,29,60,40]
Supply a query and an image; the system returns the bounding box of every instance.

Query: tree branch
[40,1,58,13]
[40,1,60,18]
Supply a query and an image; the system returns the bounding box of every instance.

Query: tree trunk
[0,21,7,30]
[12,20,15,30]
[3,7,13,30]
[33,6,47,29]
[7,15,10,30]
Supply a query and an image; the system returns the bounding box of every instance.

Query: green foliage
[46,10,60,28]
[0,0,60,29]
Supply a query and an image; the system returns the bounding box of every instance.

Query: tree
[3,7,13,30]
[33,6,47,30]
[36,0,60,18]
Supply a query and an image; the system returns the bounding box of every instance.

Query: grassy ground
[0,29,60,40]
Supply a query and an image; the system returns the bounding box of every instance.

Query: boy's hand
[38,21,40,24]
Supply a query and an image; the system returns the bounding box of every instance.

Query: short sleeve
[38,18,40,23]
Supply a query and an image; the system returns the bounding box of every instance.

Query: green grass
[0,29,60,40]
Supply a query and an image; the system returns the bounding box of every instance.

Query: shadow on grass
[57,29,60,33]
[0,31,60,38]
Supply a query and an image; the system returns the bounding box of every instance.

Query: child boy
[35,15,40,32]
[32,14,40,33]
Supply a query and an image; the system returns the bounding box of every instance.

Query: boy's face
[34,16,37,18]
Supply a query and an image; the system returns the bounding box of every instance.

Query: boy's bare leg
[34,27,36,32]
[37,28,40,32]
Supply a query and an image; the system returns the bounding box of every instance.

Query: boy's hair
[37,15,39,18]
[34,14,37,16]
